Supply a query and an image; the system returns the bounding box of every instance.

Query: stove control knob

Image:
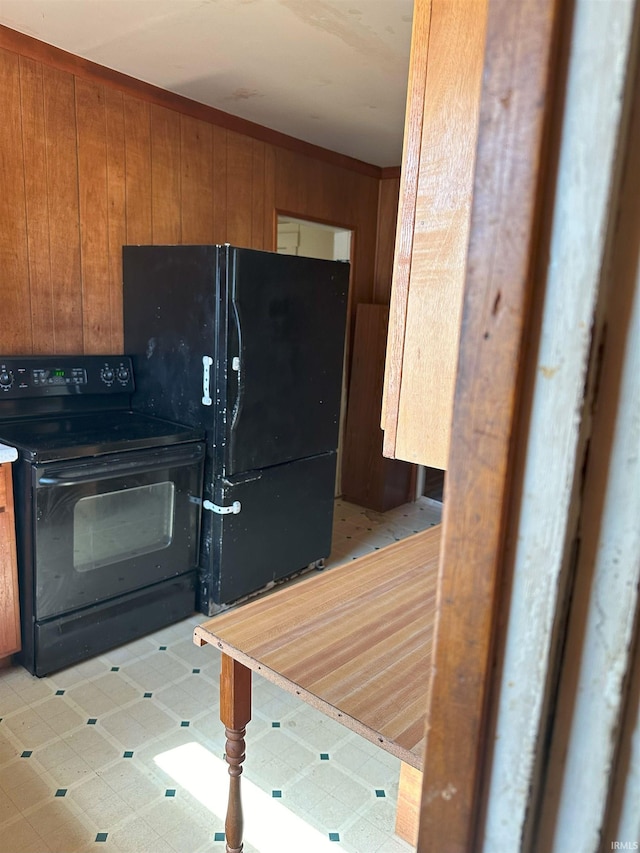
[0,369,14,389]
[117,366,130,383]
[101,367,114,384]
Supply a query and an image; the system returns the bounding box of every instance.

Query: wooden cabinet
[0,462,20,659]
[382,0,488,469]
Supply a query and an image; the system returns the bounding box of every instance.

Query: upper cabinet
[382,0,488,469]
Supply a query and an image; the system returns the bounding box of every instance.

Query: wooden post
[418,1,564,849]
[220,654,252,853]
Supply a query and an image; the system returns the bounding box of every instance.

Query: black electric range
[0,355,205,676]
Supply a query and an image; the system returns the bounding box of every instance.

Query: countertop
[0,443,18,463]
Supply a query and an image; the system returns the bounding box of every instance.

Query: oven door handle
[37,443,204,487]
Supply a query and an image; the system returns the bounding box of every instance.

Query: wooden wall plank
[300,156,324,220]
[181,114,214,244]
[123,95,152,245]
[374,177,400,304]
[274,147,304,215]
[151,104,181,244]
[0,48,31,354]
[351,174,379,307]
[43,66,83,353]
[105,87,126,351]
[76,78,111,353]
[263,142,276,250]
[212,126,227,243]
[251,139,266,250]
[19,56,51,353]
[226,130,254,247]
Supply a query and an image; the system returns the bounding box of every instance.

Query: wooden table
[194,524,441,852]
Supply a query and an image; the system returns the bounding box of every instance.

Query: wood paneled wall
[0,29,387,356]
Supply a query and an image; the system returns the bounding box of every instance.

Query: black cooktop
[0,410,203,463]
[0,354,204,462]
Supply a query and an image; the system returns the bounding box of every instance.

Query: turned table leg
[220,654,252,853]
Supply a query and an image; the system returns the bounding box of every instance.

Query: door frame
[417,0,567,848]
[419,0,640,848]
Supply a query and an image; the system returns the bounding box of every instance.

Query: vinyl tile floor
[0,497,442,853]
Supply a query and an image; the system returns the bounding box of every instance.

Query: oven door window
[74,481,175,572]
[33,443,204,621]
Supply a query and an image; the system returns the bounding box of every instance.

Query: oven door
[32,442,204,620]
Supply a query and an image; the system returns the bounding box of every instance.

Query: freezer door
[197,452,337,611]
[224,248,349,475]
[123,245,221,433]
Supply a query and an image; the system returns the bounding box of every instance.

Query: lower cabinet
[0,463,20,659]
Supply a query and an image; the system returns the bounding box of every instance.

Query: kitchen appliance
[0,355,204,676]
[123,244,349,613]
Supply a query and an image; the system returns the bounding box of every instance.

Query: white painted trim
[548,193,640,853]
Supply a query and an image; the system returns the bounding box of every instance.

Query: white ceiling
[0,0,414,167]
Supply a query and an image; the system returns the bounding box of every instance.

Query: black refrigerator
[123,244,349,614]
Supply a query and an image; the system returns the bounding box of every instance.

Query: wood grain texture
[250,139,266,250]
[151,105,181,244]
[43,66,83,353]
[76,78,111,353]
[212,125,228,244]
[20,56,53,354]
[396,761,422,846]
[181,115,214,245]
[0,48,31,353]
[220,655,252,731]
[195,526,441,769]
[396,0,488,468]
[262,143,277,250]
[373,177,401,303]
[342,304,415,511]
[382,0,432,439]
[220,655,251,853]
[419,1,563,850]
[0,465,20,657]
[384,0,488,469]
[123,95,152,245]
[226,131,253,247]
[105,87,126,351]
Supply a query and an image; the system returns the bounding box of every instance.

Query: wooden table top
[194,524,441,769]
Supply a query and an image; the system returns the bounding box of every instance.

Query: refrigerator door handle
[202,355,213,405]
[230,295,243,431]
[203,499,242,515]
